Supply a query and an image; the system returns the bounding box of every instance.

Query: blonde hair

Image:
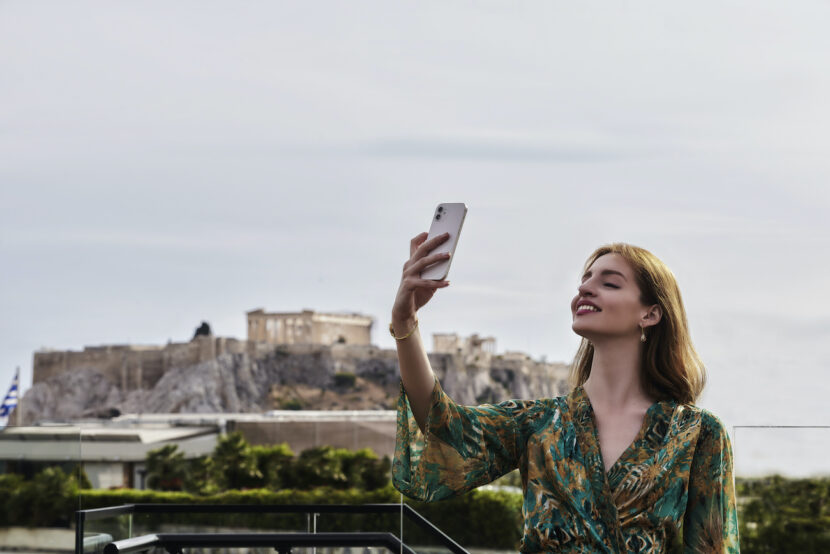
[568,243,706,405]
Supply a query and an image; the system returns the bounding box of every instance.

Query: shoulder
[679,405,733,452]
[695,408,730,437]
[674,403,727,430]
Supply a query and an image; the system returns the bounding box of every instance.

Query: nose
[577,281,595,297]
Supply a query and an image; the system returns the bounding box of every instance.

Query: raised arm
[390,231,554,502]
[683,412,740,553]
[391,231,451,433]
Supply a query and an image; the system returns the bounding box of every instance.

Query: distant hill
[18,343,570,423]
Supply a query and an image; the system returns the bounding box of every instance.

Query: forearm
[393,316,435,433]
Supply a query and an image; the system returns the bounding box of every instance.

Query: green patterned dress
[393,378,740,552]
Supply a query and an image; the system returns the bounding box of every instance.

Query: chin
[571,324,592,342]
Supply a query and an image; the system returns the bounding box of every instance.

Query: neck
[582,336,654,413]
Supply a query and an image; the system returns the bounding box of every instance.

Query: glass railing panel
[80,511,131,554]
[733,425,830,553]
[314,505,401,539]
[76,424,138,554]
[307,411,403,553]
[77,418,221,553]
[130,508,309,540]
[400,510,456,554]
[0,424,82,553]
[394,465,522,554]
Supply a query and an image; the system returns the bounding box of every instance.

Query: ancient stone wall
[32,337,249,393]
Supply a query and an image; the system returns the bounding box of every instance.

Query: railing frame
[75,503,469,554]
[102,531,415,554]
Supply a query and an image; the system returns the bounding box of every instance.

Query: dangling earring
[640,324,646,343]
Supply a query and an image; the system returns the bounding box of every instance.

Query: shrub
[334,372,357,388]
[280,398,303,410]
[0,473,25,525]
[341,448,391,491]
[737,475,830,552]
[3,467,81,527]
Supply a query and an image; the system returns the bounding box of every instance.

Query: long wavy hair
[568,243,706,405]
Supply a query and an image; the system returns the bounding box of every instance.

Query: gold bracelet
[389,319,418,341]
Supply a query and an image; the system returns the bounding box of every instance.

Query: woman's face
[571,253,651,342]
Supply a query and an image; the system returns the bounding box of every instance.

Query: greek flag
[0,369,19,428]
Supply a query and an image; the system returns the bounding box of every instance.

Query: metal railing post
[312,512,318,554]
[75,511,85,554]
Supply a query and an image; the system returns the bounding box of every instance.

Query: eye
[604,283,619,288]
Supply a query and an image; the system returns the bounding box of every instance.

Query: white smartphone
[420,203,467,280]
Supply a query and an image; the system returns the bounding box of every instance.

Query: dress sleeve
[683,411,741,553]
[392,376,545,502]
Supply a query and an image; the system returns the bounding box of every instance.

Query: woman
[390,232,740,553]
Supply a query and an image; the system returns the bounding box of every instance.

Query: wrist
[389,317,418,340]
[390,312,416,331]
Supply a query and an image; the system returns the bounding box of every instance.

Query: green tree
[6,467,79,527]
[146,444,187,491]
[287,446,348,489]
[251,443,294,489]
[341,448,391,490]
[183,455,217,495]
[211,432,262,490]
[0,473,25,525]
[73,464,93,489]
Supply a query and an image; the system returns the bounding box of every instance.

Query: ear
[641,304,662,328]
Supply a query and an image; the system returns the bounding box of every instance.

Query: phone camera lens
[436,214,442,220]
[437,206,444,212]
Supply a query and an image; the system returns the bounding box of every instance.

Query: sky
[2,1,829,473]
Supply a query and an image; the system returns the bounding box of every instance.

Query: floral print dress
[393,378,740,553]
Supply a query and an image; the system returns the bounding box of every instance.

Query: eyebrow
[581,269,628,281]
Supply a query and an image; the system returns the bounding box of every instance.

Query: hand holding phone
[391,203,466,327]
[420,203,467,280]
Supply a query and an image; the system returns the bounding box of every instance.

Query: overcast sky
[2,2,829,465]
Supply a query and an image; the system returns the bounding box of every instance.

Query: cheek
[618,299,645,320]
[604,295,641,317]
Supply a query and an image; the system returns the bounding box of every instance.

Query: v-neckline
[576,385,660,476]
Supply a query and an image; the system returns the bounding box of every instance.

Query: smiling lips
[575,303,601,315]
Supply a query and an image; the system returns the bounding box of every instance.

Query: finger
[410,232,429,257]
[408,251,451,274]
[418,279,450,288]
[404,277,450,290]
[414,232,450,259]
[402,250,449,276]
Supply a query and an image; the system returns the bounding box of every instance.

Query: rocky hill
[18,343,570,423]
